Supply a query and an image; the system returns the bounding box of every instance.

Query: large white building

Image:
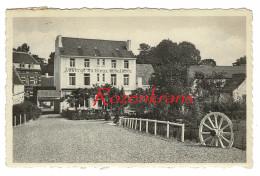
[54,35,137,109]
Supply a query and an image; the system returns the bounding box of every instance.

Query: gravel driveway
[13,115,246,163]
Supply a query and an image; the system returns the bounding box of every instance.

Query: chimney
[137,77,142,88]
[58,35,63,48]
[45,72,49,78]
[126,40,131,51]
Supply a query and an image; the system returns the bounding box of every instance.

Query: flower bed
[61,109,107,120]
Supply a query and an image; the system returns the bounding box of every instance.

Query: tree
[233,56,246,66]
[14,43,30,53]
[128,88,152,115]
[136,43,152,64]
[178,41,201,66]
[43,52,55,76]
[147,40,200,120]
[193,71,226,103]
[200,58,217,66]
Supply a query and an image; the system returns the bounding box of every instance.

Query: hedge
[13,101,42,126]
[61,109,110,120]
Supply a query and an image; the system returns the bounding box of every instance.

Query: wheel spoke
[220,135,230,143]
[218,137,225,148]
[203,136,213,143]
[221,124,230,131]
[207,116,215,128]
[222,132,231,135]
[215,137,219,147]
[218,117,224,130]
[203,123,213,130]
[201,132,211,135]
[214,114,218,129]
[210,137,215,146]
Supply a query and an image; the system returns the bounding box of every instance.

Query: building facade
[13,51,41,99]
[12,68,24,105]
[54,35,137,109]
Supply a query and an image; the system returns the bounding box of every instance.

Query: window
[84,59,90,67]
[102,59,105,66]
[102,74,105,82]
[97,73,100,82]
[84,73,90,85]
[94,48,101,56]
[97,59,100,66]
[69,73,76,85]
[111,60,116,68]
[25,77,30,85]
[111,74,117,85]
[70,58,75,67]
[124,74,129,85]
[115,48,122,57]
[20,62,25,68]
[34,77,38,85]
[124,60,129,68]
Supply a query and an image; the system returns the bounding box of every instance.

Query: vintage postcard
[5,9,252,167]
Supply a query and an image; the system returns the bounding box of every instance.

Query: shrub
[13,101,42,125]
[62,109,106,120]
[113,114,119,124]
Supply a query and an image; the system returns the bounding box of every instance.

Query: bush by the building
[13,101,42,126]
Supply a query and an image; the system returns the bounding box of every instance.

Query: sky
[13,16,246,66]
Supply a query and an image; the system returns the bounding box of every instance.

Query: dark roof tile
[13,68,24,85]
[13,52,39,64]
[60,37,135,58]
[188,65,246,79]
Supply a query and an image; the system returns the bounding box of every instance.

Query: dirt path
[13,115,246,163]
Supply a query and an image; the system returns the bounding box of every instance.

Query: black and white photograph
[5,9,252,167]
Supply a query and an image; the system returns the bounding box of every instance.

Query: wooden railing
[119,117,185,142]
[13,114,27,126]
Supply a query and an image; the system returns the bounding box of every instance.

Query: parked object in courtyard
[199,112,234,149]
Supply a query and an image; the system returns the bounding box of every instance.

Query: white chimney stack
[126,40,131,51]
[45,73,49,78]
[58,35,62,48]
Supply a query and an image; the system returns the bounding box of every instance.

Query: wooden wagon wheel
[199,112,234,148]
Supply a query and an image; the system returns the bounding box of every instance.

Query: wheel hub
[210,129,221,137]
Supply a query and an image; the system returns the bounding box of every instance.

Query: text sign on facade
[64,67,132,74]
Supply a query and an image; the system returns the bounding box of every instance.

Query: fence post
[181,124,185,142]
[24,114,26,123]
[20,115,22,125]
[154,120,157,135]
[139,119,142,131]
[135,118,137,129]
[128,118,130,127]
[14,116,16,127]
[166,121,169,138]
[124,118,126,127]
[130,118,132,128]
[131,119,134,128]
[146,119,149,133]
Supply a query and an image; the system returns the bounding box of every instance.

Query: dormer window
[77,46,83,56]
[115,48,122,57]
[94,47,101,56]
[20,62,25,68]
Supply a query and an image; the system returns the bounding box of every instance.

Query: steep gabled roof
[38,90,60,98]
[59,37,135,58]
[41,76,54,87]
[136,64,154,85]
[13,51,39,64]
[187,65,246,79]
[223,74,246,92]
[13,68,24,85]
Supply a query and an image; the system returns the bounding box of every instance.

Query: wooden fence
[119,117,185,142]
[13,114,27,126]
